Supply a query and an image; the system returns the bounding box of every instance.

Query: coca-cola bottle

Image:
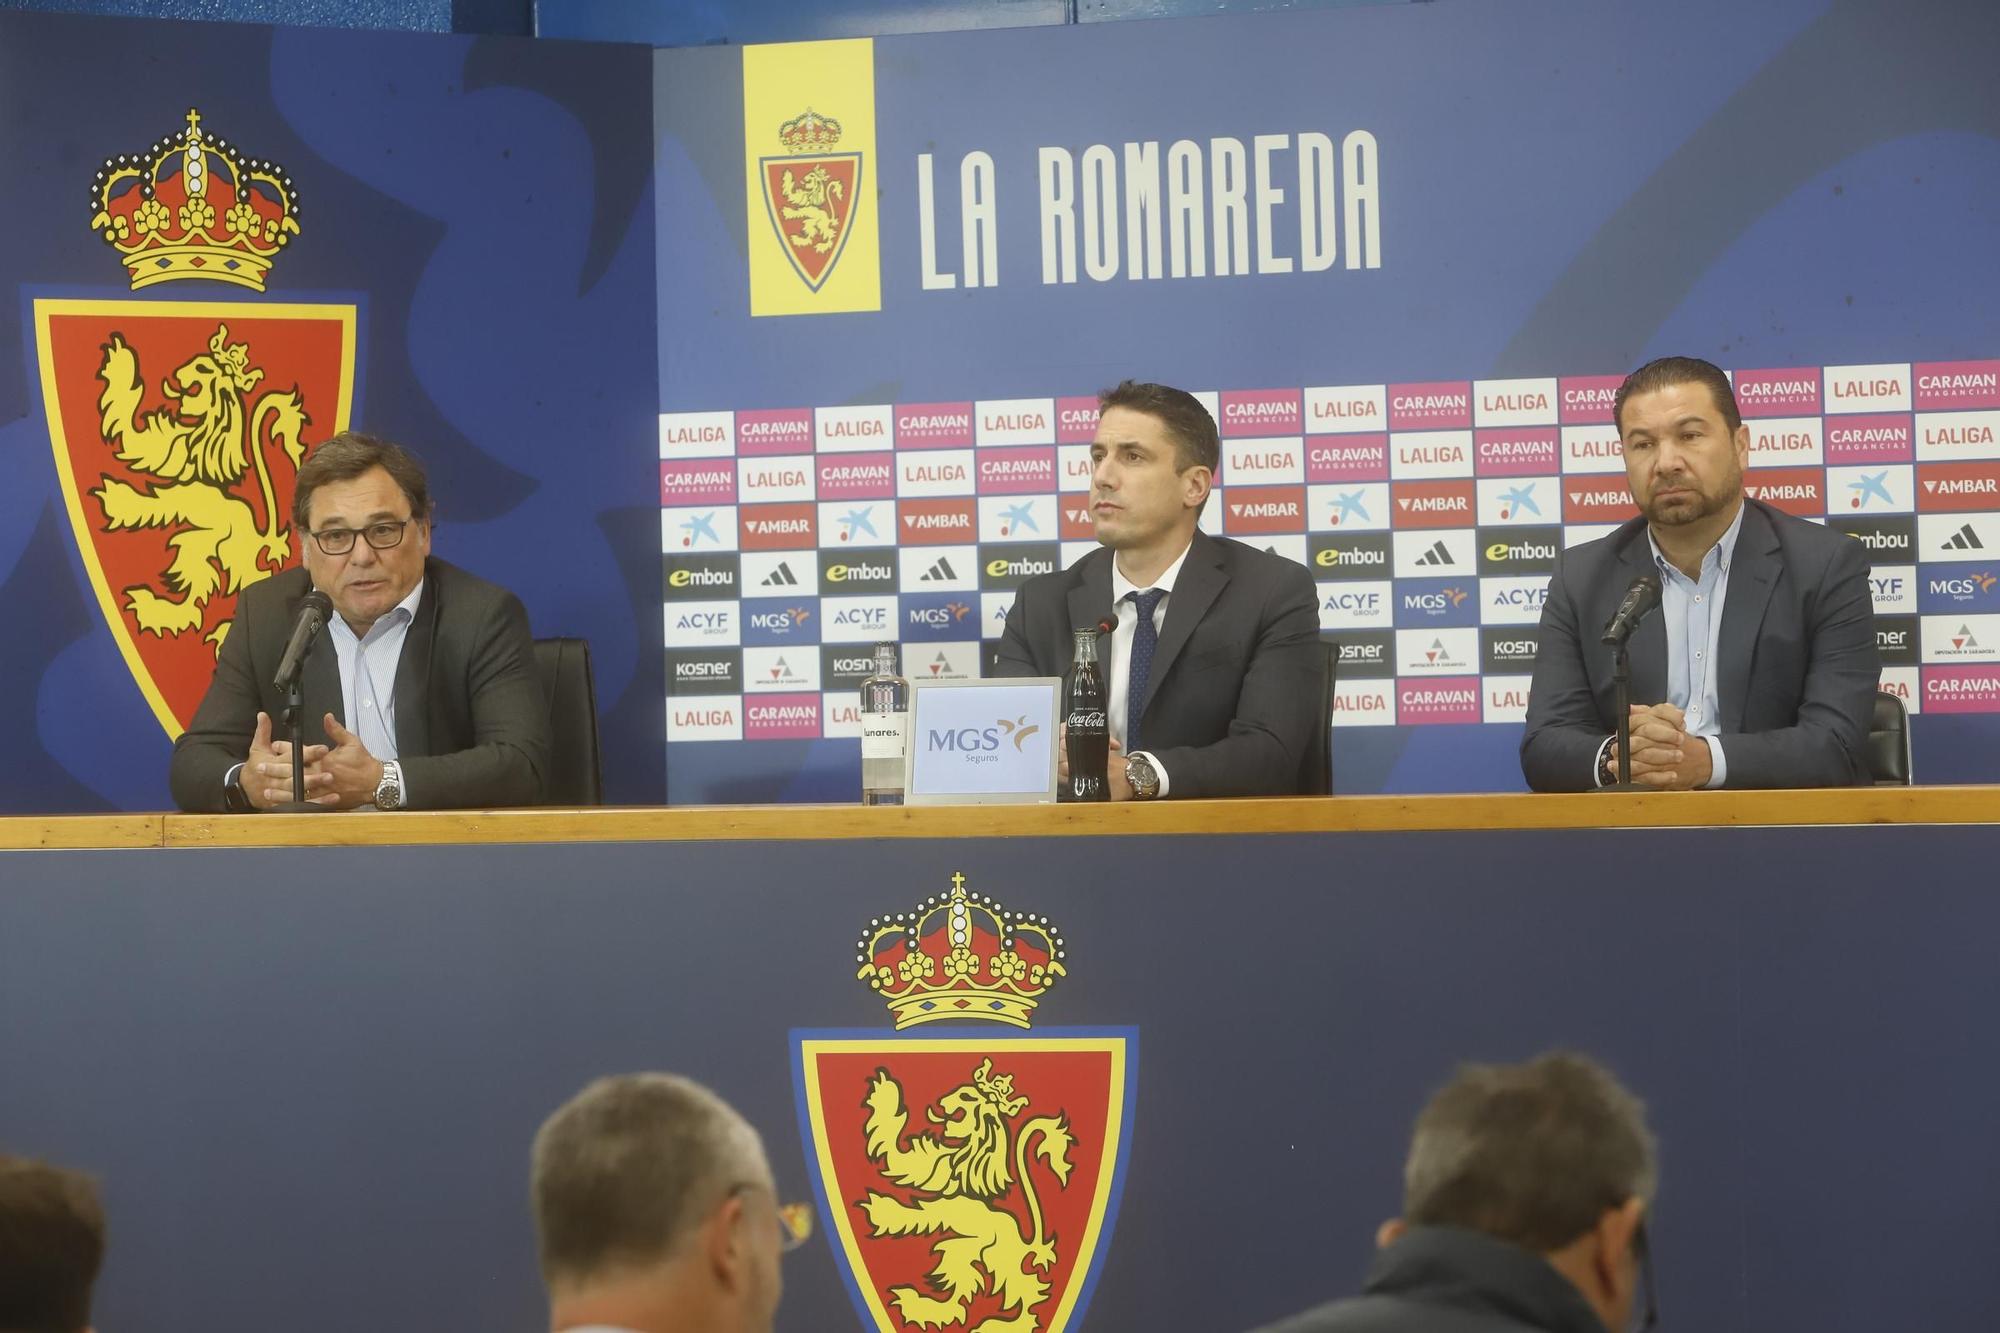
[1064,627,1109,802]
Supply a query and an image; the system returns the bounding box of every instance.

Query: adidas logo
[761,562,800,587]
[1944,524,1986,551]
[921,557,959,582]
[1414,540,1455,567]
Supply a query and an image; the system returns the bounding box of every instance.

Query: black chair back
[1866,689,1911,786]
[533,637,603,805]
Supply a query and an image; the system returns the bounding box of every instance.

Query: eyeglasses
[729,1183,813,1253]
[1631,1220,1658,1332]
[308,517,414,556]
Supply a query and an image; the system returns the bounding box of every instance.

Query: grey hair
[1401,1051,1657,1251]
[531,1072,770,1290]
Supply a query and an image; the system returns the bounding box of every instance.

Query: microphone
[273,589,333,692]
[1600,574,1662,648]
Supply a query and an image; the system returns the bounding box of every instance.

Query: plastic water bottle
[860,641,910,805]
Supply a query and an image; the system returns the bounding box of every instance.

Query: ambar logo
[1392,481,1474,529]
[1223,486,1306,534]
[898,499,977,545]
[740,503,816,550]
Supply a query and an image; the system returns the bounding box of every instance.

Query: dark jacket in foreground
[993,530,1322,797]
[1247,1226,1609,1333]
[169,558,549,811]
[1520,498,1878,791]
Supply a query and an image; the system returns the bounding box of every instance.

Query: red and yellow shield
[36,298,356,736]
[797,1033,1135,1333]
[795,872,1136,1333]
[760,152,862,291]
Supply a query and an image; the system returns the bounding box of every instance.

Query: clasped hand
[1606,702,1712,791]
[242,711,386,810]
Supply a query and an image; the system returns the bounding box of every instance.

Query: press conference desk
[4,784,1997,848]
[3,791,1997,1333]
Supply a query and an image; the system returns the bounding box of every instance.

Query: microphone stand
[272,646,332,814]
[1609,639,1637,790]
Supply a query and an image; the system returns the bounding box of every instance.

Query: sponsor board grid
[662,361,2000,738]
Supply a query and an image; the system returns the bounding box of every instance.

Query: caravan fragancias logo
[760,108,861,292]
[795,873,1135,1333]
[36,108,356,736]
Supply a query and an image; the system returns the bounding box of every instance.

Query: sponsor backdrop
[5,829,1998,1333]
[656,0,2000,801]
[0,9,661,812]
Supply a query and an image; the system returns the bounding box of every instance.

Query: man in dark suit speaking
[170,432,549,812]
[1522,357,1878,791]
[994,381,1321,799]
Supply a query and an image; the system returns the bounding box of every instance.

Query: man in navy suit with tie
[1521,357,1879,791]
[993,381,1323,799]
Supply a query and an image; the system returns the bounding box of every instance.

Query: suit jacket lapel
[1716,502,1780,732]
[391,569,436,757]
[1065,550,1114,672]
[1143,533,1226,719]
[1614,526,1669,705]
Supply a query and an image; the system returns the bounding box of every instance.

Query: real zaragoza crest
[795,873,1137,1333]
[758,107,862,292]
[35,108,356,736]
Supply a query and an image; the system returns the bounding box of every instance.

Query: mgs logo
[794,873,1134,1333]
[39,107,354,736]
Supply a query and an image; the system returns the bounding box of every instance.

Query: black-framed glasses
[1631,1219,1658,1331]
[308,517,414,556]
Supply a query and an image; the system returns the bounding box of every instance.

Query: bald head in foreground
[532,1073,800,1333]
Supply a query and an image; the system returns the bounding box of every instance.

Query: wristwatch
[373,759,405,811]
[1125,752,1161,800]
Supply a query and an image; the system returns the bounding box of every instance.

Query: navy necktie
[1125,588,1166,753]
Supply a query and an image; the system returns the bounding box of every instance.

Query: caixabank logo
[38,108,357,737]
[795,873,1135,1333]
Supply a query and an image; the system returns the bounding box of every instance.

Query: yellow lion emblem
[778,164,846,255]
[90,323,308,652]
[859,1058,1074,1333]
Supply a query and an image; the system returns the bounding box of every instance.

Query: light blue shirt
[1645,504,1744,789]
[327,579,425,801]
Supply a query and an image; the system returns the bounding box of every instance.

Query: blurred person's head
[532,1073,789,1333]
[1378,1051,1657,1332]
[0,1154,105,1333]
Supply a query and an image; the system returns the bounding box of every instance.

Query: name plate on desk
[903,679,1061,805]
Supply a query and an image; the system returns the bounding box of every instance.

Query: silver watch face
[376,768,402,810]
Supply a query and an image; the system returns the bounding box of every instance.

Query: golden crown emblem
[777,108,844,154]
[856,872,1066,1030]
[89,108,301,291]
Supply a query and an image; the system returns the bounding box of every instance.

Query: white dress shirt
[1108,541,1192,797]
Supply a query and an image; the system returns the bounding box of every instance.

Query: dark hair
[292,431,434,533]
[1402,1051,1656,1252]
[0,1155,106,1333]
[1613,356,1743,435]
[1097,380,1221,476]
